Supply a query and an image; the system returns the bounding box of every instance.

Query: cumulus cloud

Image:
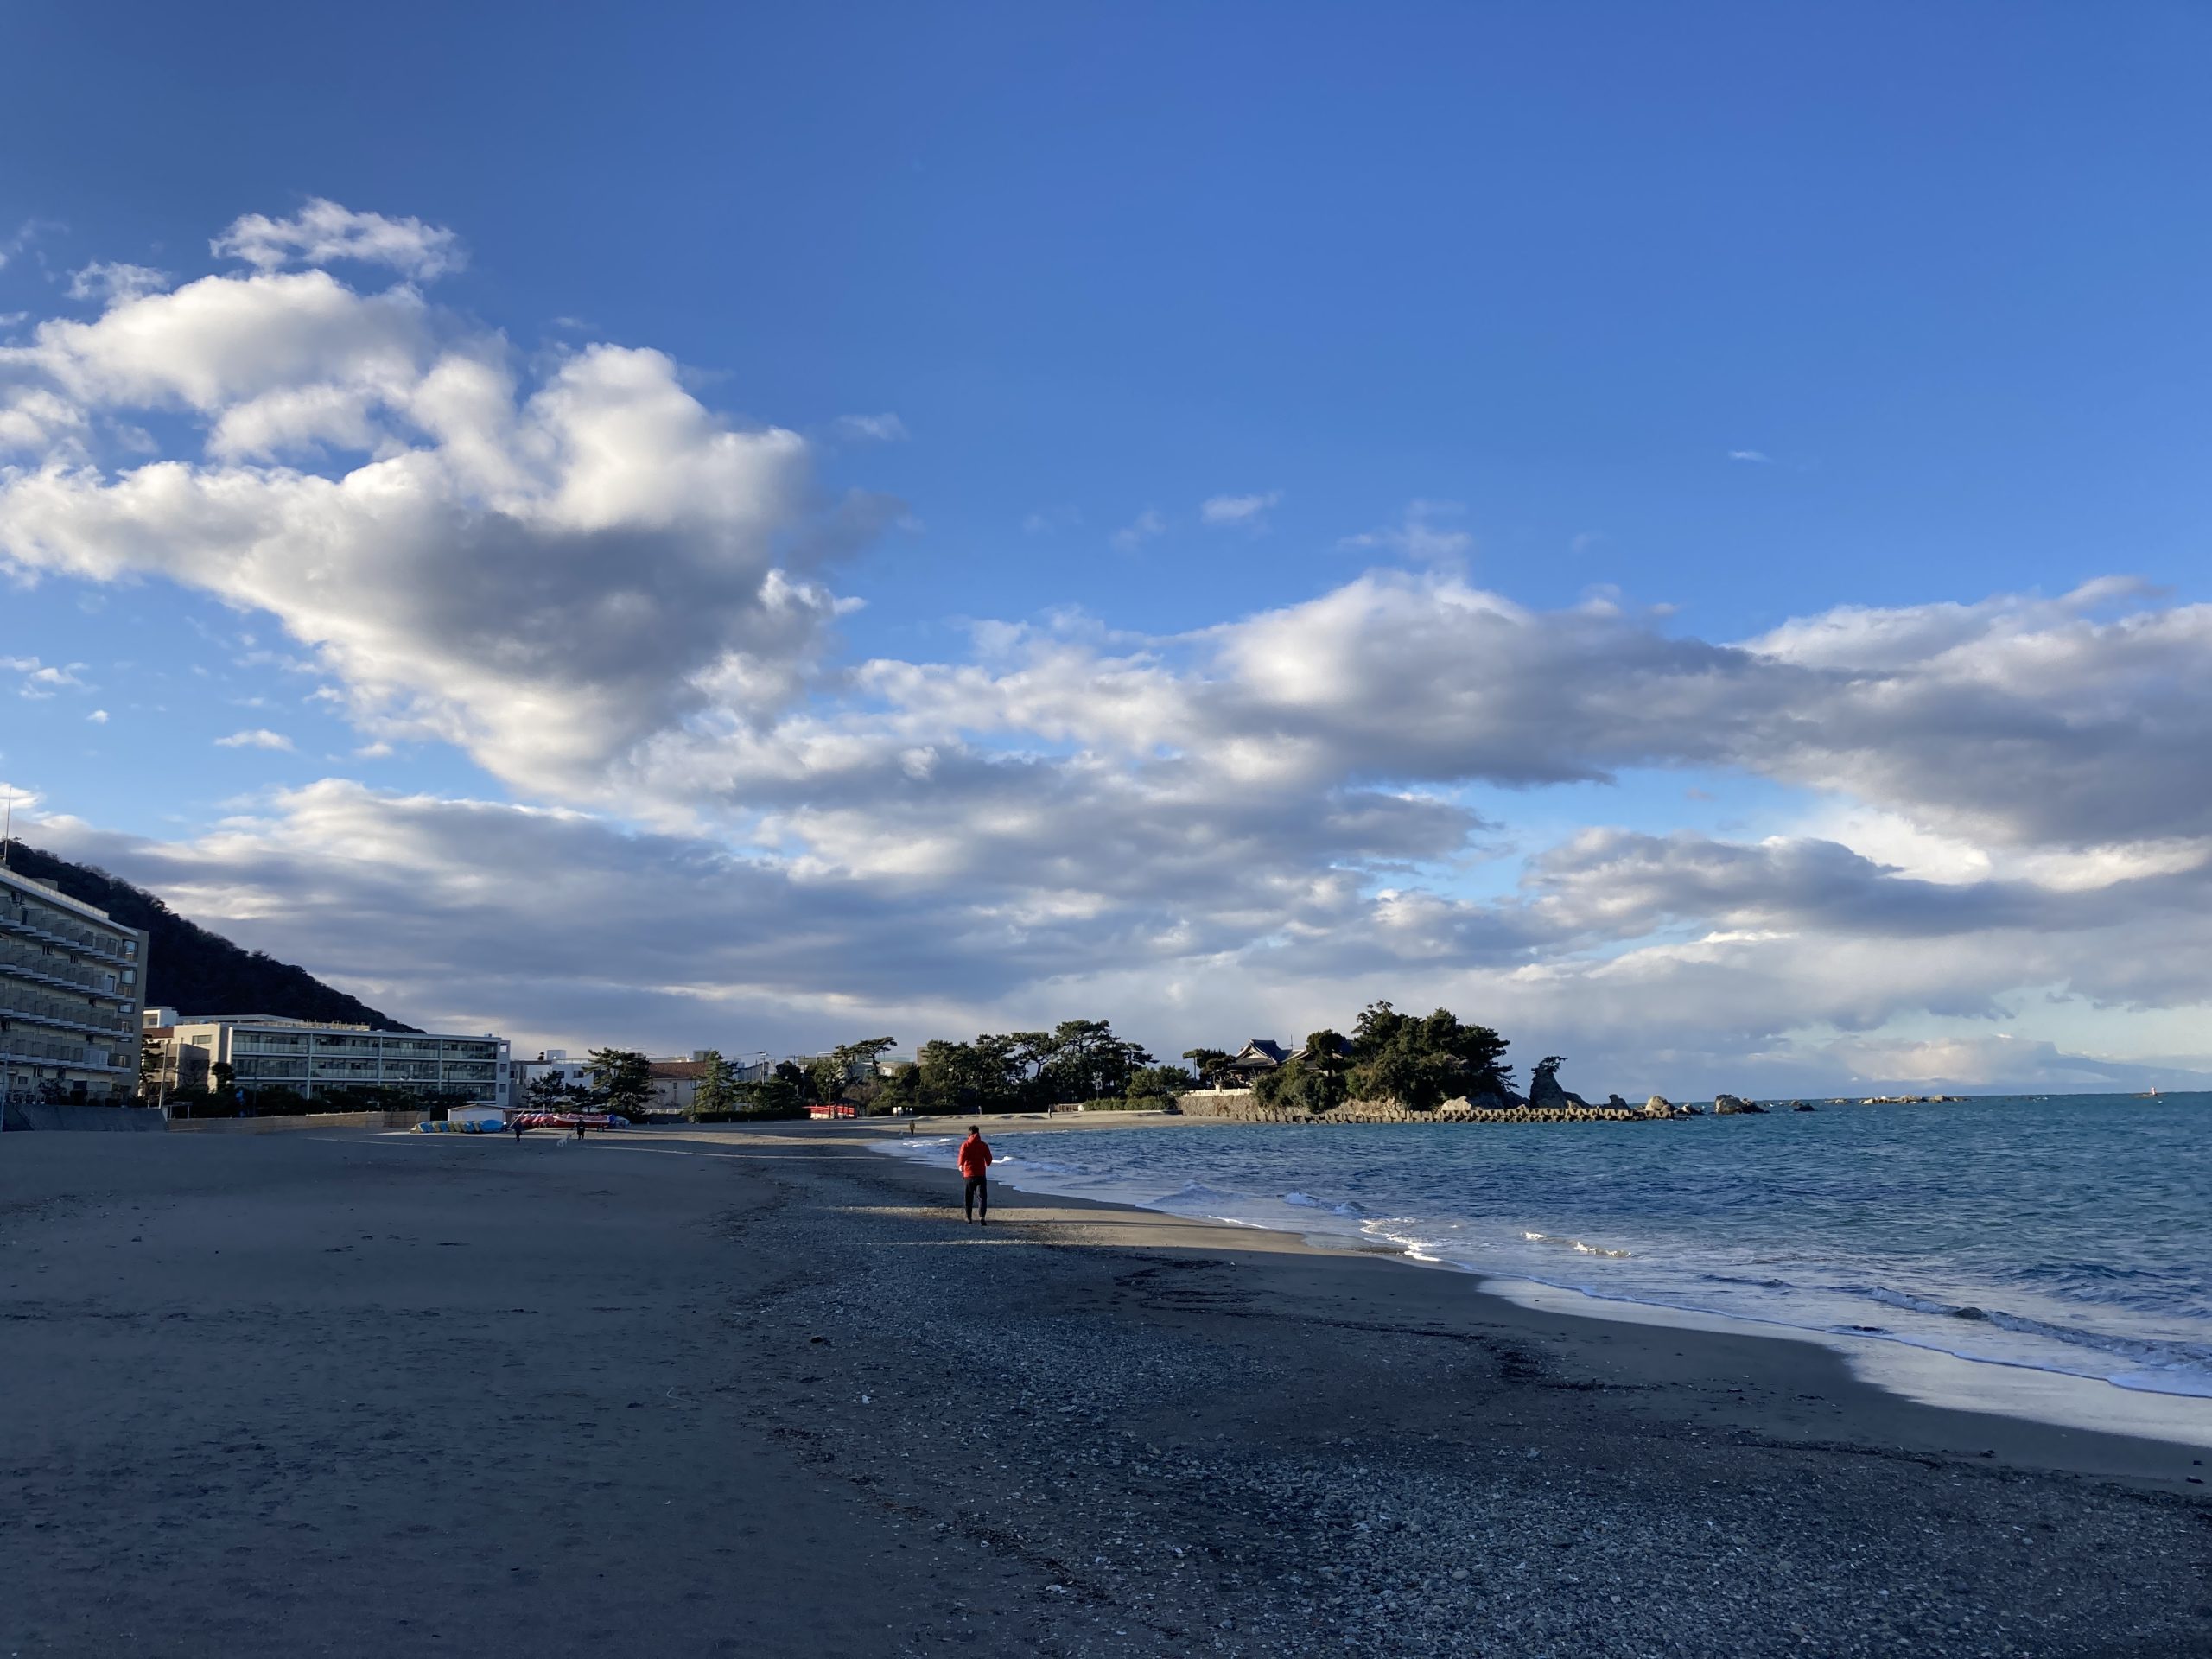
[86,709,107,724]
[214,728,295,750]
[67,262,170,305]
[15,201,2212,1090]
[211,199,464,280]
[0,211,898,798]
[808,574,2212,856]
[23,779,2212,1096]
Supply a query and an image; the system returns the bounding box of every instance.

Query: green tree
[1345,1001,1512,1110]
[875,1060,920,1114]
[1003,1031,1058,1105]
[526,1071,588,1110]
[1181,1047,1233,1088]
[803,1054,847,1105]
[834,1036,899,1075]
[586,1047,654,1119]
[823,1036,899,1109]
[1298,1030,1351,1113]
[738,1061,806,1116]
[916,1035,1021,1114]
[1124,1061,1195,1103]
[1037,1019,1151,1104]
[690,1050,739,1118]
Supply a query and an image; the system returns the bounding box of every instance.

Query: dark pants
[963,1175,988,1219]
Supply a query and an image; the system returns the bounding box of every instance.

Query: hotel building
[0,862,148,1104]
[145,1009,511,1109]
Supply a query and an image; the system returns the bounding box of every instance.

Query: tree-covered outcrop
[9,842,416,1031]
[1255,1002,1515,1113]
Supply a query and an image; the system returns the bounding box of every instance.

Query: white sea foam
[865,1099,2212,1438]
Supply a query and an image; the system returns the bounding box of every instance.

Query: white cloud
[1199,491,1281,527]
[13,202,2212,1090]
[213,728,295,751]
[1339,500,1472,562]
[86,709,107,723]
[1728,448,1770,463]
[1,656,88,698]
[67,262,170,305]
[0,220,56,275]
[23,777,2212,1096]
[830,412,909,442]
[211,199,464,280]
[1111,508,1166,551]
[0,218,899,798]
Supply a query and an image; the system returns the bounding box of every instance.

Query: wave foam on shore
[872,1113,2212,1444]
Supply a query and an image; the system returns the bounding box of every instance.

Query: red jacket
[957,1135,992,1179]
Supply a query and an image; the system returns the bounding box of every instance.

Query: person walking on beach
[957,1125,993,1224]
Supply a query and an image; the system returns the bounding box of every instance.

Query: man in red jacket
[957,1125,993,1224]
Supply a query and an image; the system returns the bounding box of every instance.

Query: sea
[877,1094,2212,1420]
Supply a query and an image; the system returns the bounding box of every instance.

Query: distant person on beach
[957,1125,993,1224]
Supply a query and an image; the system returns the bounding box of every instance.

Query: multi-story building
[0,862,147,1106]
[508,1048,593,1105]
[140,1012,212,1098]
[147,1010,510,1109]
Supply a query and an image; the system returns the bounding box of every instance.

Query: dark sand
[3,1122,2208,1657]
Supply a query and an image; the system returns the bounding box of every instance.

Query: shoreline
[849,1117,2212,1479]
[7,1123,2209,1656]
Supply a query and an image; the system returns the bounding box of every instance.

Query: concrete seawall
[168,1109,427,1135]
[2,1103,169,1132]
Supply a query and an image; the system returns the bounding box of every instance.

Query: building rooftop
[0,861,127,926]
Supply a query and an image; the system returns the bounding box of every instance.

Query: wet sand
[3,1122,2208,1656]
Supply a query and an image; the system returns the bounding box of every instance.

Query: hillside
[6,843,419,1033]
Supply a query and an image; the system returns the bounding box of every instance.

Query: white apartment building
[0,863,147,1105]
[508,1048,592,1104]
[148,1010,510,1108]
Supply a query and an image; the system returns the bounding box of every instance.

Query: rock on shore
[1713,1094,1767,1115]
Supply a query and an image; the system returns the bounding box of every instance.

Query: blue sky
[4,4,2211,1091]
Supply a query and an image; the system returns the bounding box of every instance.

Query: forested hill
[6,843,419,1033]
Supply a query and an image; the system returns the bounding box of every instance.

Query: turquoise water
[883,1096,2212,1399]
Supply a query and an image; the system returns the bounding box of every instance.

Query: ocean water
[877,1096,2212,1402]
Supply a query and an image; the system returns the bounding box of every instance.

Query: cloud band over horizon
[6,204,2212,1096]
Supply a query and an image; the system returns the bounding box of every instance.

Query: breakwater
[1175,1094,1649,1124]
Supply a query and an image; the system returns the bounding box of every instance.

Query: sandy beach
[4,1122,2208,1657]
